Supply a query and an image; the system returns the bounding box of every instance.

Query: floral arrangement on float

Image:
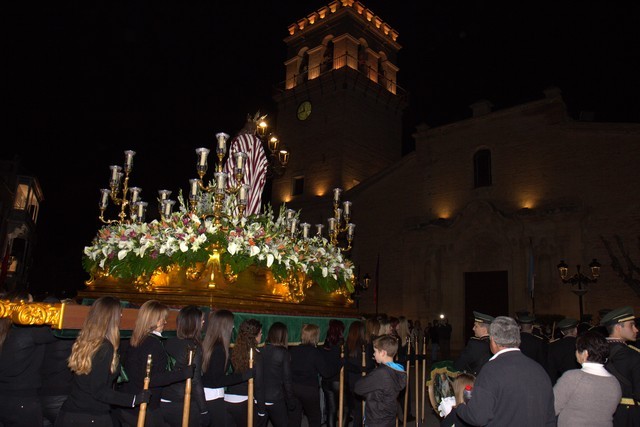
[82,115,356,303]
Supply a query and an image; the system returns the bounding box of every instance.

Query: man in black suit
[517,314,547,370]
[601,306,640,426]
[546,317,580,384]
[455,316,556,426]
[453,311,493,376]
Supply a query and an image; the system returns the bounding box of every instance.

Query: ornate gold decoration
[0,300,61,327]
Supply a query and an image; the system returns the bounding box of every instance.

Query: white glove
[438,396,457,417]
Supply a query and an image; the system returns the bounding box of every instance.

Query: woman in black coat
[201,309,252,427]
[320,320,345,427]
[56,296,150,427]
[257,322,296,427]
[115,300,194,427]
[161,305,208,427]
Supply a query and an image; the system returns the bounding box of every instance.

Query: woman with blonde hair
[289,323,337,427]
[115,300,194,427]
[56,296,149,426]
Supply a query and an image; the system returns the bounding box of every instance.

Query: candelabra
[557,258,601,320]
[99,151,178,225]
[98,150,150,225]
[191,132,250,223]
[255,115,289,177]
[324,188,355,251]
[276,188,355,252]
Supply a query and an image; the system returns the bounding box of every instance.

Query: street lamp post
[557,258,601,320]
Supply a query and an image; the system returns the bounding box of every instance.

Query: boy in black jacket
[354,335,407,427]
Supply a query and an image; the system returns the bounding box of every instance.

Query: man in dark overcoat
[455,316,556,426]
[517,314,548,370]
[546,317,580,384]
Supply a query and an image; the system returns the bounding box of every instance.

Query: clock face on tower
[297,101,312,120]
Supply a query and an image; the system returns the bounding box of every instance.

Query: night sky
[5,1,639,296]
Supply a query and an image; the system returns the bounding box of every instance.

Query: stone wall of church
[350,92,640,353]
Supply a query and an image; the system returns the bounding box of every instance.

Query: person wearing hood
[354,335,407,427]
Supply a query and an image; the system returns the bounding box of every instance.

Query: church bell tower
[271,1,406,224]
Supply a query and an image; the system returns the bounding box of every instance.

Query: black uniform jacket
[547,335,579,384]
[453,336,492,375]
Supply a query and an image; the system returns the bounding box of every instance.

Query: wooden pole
[247,348,254,427]
[403,338,411,427]
[182,349,194,427]
[421,337,426,424]
[338,345,345,427]
[414,337,419,427]
[361,344,366,422]
[137,354,152,427]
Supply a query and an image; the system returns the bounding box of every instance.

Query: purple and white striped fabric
[224,133,268,215]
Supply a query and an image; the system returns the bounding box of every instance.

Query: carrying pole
[421,337,427,423]
[247,348,254,427]
[361,344,366,422]
[137,354,152,427]
[403,338,411,427]
[338,345,345,427]
[182,349,194,427]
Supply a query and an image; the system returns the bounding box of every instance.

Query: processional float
[1,114,360,330]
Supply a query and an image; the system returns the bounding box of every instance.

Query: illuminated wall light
[318,7,328,19]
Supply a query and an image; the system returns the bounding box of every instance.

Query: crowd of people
[1,289,638,427]
[0,292,411,427]
[447,307,639,426]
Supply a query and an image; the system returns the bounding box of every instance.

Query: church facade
[270,1,640,351]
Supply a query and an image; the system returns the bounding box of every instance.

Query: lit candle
[196,147,210,167]
[109,165,122,184]
[158,189,172,200]
[124,150,136,173]
[162,199,176,217]
[343,201,352,217]
[238,184,249,205]
[189,179,199,198]
[99,189,111,209]
[316,224,324,236]
[137,201,148,220]
[290,218,298,236]
[286,209,295,220]
[347,223,356,239]
[301,223,310,239]
[129,187,141,203]
[333,188,342,202]
[216,132,229,156]
[336,208,343,220]
[328,217,337,232]
[214,172,227,194]
[234,152,247,170]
